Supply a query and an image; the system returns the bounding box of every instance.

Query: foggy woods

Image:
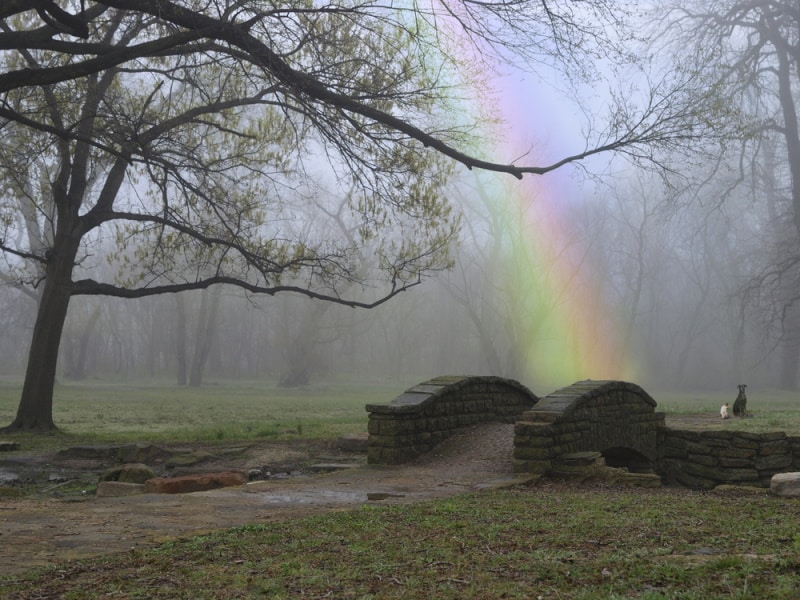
[1,1,800,431]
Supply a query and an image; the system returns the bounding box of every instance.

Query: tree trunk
[779,302,800,390]
[63,306,101,380]
[188,287,221,387]
[176,294,188,386]
[3,236,79,432]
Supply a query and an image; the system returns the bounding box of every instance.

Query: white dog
[720,403,730,419]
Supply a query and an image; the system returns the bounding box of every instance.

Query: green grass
[0,376,396,450]
[2,486,799,599]
[1,379,800,597]
[651,388,800,434]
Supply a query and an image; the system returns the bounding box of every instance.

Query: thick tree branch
[71,275,420,309]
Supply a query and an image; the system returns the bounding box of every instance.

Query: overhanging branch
[71,275,421,309]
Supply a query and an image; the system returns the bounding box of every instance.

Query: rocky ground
[0,413,745,579]
[0,423,525,577]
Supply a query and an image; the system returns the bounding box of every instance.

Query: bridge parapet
[366,375,537,464]
[514,380,665,474]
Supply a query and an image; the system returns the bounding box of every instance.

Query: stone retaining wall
[658,428,800,489]
[366,375,537,464]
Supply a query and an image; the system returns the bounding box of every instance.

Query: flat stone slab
[770,472,800,498]
[100,463,157,484]
[96,481,145,497]
[144,471,247,494]
[0,441,20,452]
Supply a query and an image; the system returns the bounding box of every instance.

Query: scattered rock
[100,463,157,484]
[144,471,247,494]
[57,444,169,463]
[337,433,368,453]
[770,472,800,498]
[96,481,145,497]
[0,468,19,485]
[58,445,120,460]
[118,444,171,464]
[164,449,217,468]
[549,452,661,487]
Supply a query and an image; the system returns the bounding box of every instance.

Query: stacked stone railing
[513,380,665,475]
[659,429,800,489]
[366,376,537,464]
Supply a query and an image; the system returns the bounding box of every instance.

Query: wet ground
[0,424,524,577]
[0,414,736,578]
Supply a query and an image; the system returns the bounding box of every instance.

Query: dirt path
[0,424,524,577]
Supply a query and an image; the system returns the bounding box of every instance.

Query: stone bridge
[366,377,800,489]
[513,380,664,475]
[366,375,537,464]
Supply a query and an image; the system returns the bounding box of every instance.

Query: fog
[0,155,791,396]
[3,2,800,400]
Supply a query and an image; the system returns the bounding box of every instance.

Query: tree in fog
[0,1,722,431]
[658,1,800,387]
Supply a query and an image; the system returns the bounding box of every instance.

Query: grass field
[1,377,799,598]
[1,376,798,443]
[2,486,799,599]
[0,376,394,448]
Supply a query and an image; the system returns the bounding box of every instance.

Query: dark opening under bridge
[366,377,800,489]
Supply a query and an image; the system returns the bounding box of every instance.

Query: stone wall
[366,375,537,465]
[658,428,800,489]
[513,380,665,475]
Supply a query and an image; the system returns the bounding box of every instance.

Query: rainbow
[461,71,639,391]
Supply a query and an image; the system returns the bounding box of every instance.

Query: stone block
[685,440,712,455]
[718,457,753,468]
[755,454,792,472]
[118,444,171,464]
[514,446,553,460]
[515,421,554,437]
[144,471,246,494]
[758,440,789,456]
[758,432,788,442]
[522,435,555,449]
[665,429,702,442]
[717,447,756,459]
[96,481,145,497]
[660,445,688,459]
[687,453,717,467]
[730,437,761,450]
[554,451,602,466]
[367,446,384,464]
[770,472,800,497]
[100,463,157,484]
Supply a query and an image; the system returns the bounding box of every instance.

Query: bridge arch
[513,380,665,475]
[366,375,537,464]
